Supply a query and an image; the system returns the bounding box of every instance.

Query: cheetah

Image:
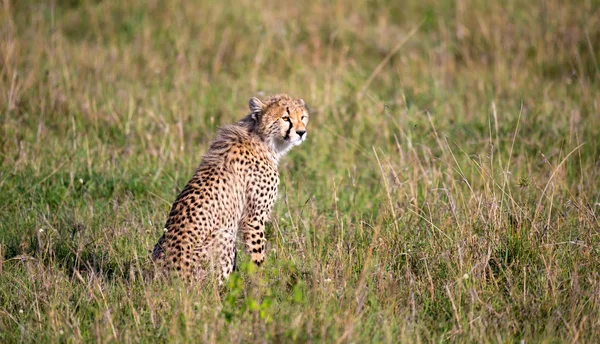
[152,94,309,283]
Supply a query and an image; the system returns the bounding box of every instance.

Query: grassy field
[1,0,600,342]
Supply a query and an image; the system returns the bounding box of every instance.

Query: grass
[1,0,600,342]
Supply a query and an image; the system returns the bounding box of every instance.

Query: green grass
[1,0,600,342]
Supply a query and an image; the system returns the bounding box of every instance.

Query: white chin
[292,135,306,146]
[269,135,305,158]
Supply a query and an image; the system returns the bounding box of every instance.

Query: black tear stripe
[233,249,238,271]
[284,121,293,141]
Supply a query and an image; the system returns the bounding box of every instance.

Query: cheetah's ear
[249,97,265,119]
[298,98,305,106]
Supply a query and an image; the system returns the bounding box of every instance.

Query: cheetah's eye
[282,115,291,121]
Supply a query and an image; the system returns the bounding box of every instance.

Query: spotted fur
[152,94,309,283]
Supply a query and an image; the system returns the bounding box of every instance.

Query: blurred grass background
[1,0,599,342]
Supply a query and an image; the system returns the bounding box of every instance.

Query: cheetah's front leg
[241,211,268,266]
[242,169,278,266]
[241,191,276,266]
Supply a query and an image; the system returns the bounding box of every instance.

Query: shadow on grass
[0,168,163,284]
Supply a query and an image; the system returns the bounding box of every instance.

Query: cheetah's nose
[296,130,306,137]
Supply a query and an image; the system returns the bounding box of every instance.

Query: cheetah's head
[244,94,309,157]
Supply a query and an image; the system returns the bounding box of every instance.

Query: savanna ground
[1,0,600,342]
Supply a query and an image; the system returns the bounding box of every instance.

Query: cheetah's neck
[264,136,294,163]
